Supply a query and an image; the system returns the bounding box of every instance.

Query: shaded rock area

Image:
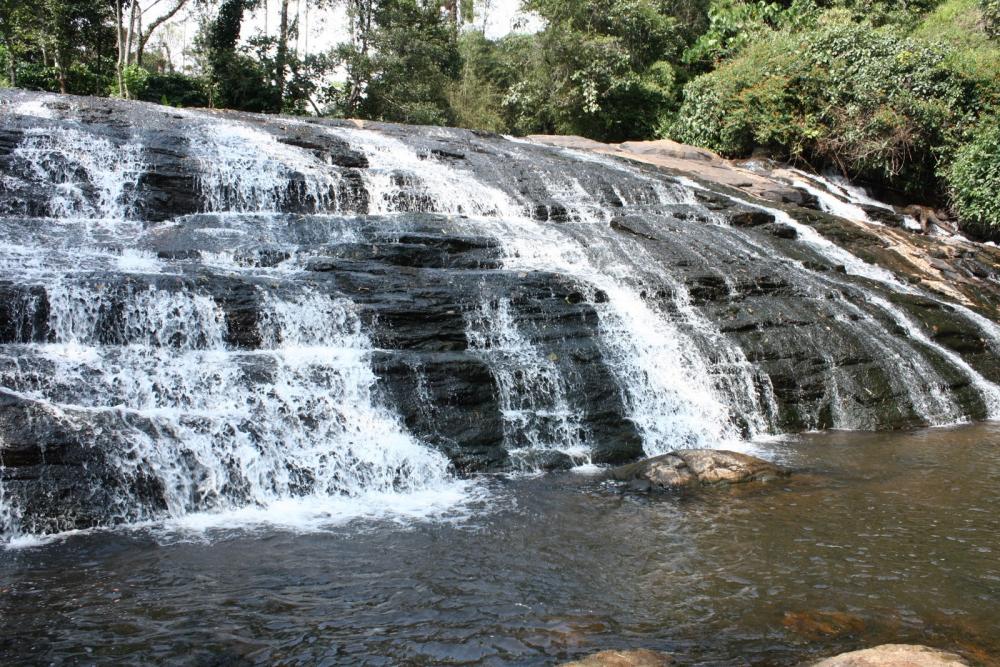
[609,450,789,491]
[808,644,970,667]
[561,649,675,667]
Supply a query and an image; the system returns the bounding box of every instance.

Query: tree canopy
[2,0,1000,236]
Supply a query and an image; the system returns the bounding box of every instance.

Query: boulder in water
[561,649,675,667]
[609,449,789,490]
[809,644,970,666]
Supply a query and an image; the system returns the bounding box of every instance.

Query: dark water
[3,424,1000,666]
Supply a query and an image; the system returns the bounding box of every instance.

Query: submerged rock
[561,649,675,667]
[609,449,789,490]
[809,644,970,666]
[783,610,866,640]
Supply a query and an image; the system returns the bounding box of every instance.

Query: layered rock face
[2,90,1000,537]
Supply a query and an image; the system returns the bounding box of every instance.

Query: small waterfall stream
[2,93,999,543]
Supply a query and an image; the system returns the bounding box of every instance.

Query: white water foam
[186,119,347,213]
[325,126,525,218]
[11,127,144,220]
[0,282,476,545]
[466,297,589,466]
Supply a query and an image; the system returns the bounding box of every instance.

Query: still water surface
[2,423,999,665]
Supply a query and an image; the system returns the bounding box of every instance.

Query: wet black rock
[3,91,1000,535]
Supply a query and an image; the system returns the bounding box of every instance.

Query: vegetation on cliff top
[0,0,998,238]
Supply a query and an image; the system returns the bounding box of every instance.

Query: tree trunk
[124,0,139,71]
[1,30,14,86]
[55,52,67,93]
[137,0,189,68]
[113,0,126,97]
[344,0,372,113]
[275,0,290,111]
[0,5,15,86]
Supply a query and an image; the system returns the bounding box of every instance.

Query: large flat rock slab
[527,134,805,204]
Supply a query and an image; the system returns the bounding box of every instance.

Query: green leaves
[946,117,1000,237]
[671,16,973,189]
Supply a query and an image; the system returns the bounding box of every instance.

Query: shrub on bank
[138,73,210,108]
[983,0,1000,38]
[669,14,972,194]
[946,118,1000,238]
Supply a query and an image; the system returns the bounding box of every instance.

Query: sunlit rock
[809,644,970,666]
[609,449,789,490]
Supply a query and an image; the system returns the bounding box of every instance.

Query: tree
[0,0,31,85]
[486,0,697,140]
[275,0,289,104]
[331,0,460,124]
[135,0,190,66]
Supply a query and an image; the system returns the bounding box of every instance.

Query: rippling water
[3,423,1000,665]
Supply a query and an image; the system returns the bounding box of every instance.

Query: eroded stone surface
[561,649,675,667]
[610,450,789,490]
[809,644,970,667]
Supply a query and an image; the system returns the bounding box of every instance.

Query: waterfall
[0,104,472,542]
[186,118,347,214]
[3,93,1000,542]
[734,193,1000,418]
[466,297,589,467]
[11,127,144,220]
[328,127,754,454]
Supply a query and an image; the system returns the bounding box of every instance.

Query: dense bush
[946,118,1000,238]
[683,0,820,68]
[670,14,973,193]
[983,0,1000,38]
[138,72,209,108]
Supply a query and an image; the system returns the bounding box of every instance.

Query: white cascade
[466,298,589,467]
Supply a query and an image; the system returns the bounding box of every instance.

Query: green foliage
[913,0,1000,108]
[330,0,460,125]
[984,0,1000,37]
[138,72,209,108]
[121,64,149,99]
[447,33,506,132]
[683,0,819,68]
[488,0,699,141]
[671,15,973,192]
[946,117,1000,236]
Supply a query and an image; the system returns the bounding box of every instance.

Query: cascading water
[325,127,756,453]
[11,127,144,220]
[699,183,1000,420]
[0,102,471,543]
[3,91,1000,543]
[465,297,589,468]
